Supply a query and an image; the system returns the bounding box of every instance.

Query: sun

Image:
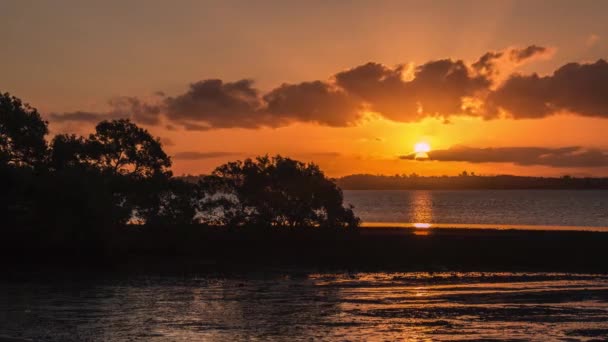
[414,142,431,153]
[414,142,431,159]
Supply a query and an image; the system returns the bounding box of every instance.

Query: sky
[2,0,608,177]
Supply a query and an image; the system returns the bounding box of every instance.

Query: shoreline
[361,222,608,232]
[3,226,608,274]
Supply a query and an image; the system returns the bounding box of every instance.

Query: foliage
[87,119,172,178]
[133,178,198,226]
[2,92,359,246]
[199,155,359,229]
[50,134,91,170]
[0,92,48,167]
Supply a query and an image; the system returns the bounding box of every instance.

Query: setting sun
[414,142,431,159]
[414,142,431,153]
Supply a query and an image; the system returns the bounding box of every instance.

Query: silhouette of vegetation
[198,156,359,228]
[86,119,172,178]
[337,173,608,190]
[1,92,358,253]
[0,92,48,167]
[4,92,608,273]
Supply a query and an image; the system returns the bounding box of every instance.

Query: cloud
[401,146,608,168]
[334,60,489,122]
[172,151,241,160]
[472,45,553,82]
[509,45,549,62]
[163,79,362,129]
[49,45,608,130]
[163,79,265,130]
[50,96,161,125]
[264,81,362,126]
[109,96,161,125]
[487,59,608,118]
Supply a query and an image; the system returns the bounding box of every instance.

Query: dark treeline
[3,91,608,273]
[337,173,608,190]
[1,92,358,259]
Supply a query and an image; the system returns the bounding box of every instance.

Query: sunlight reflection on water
[345,190,608,231]
[1,272,608,341]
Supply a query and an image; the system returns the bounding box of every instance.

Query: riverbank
[3,226,607,274]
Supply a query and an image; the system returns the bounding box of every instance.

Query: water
[1,272,607,341]
[3,191,608,341]
[344,190,608,230]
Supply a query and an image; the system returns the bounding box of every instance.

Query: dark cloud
[334,62,413,119]
[409,59,489,116]
[335,60,488,121]
[488,59,608,118]
[401,146,608,168]
[172,151,241,160]
[472,45,551,80]
[50,96,160,125]
[264,81,361,126]
[47,46,608,130]
[109,96,161,125]
[472,51,504,78]
[164,79,265,130]
[509,45,548,62]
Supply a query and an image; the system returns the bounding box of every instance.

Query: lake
[343,190,608,230]
[1,272,608,341]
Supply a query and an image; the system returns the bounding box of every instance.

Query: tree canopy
[1,93,359,235]
[0,92,48,167]
[199,155,359,229]
[87,119,172,178]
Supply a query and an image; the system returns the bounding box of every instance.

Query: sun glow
[414,142,431,159]
[414,142,431,153]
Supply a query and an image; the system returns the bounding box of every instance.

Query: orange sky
[1,1,608,177]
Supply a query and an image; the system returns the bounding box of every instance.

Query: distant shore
[3,226,607,274]
[361,222,608,232]
[335,174,608,190]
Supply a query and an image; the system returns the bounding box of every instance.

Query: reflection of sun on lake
[413,224,431,235]
[411,191,433,224]
[412,191,433,235]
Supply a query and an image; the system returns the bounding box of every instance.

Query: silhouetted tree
[45,119,176,226]
[137,178,198,225]
[3,92,361,260]
[199,155,359,229]
[49,119,185,227]
[49,134,91,170]
[87,119,171,178]
[0,92,48,167]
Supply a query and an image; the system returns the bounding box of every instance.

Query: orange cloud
[48,45,608,131]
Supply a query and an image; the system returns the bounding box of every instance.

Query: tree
[0,92,48,167]
[136,178,198,226]
[88,119,171,178]
[49,134,90,170]
[47,121,178,227]
[199,155,359,229]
